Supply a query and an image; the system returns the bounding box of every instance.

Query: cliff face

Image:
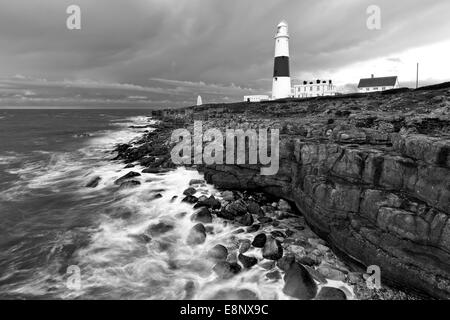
[194,86,450,298]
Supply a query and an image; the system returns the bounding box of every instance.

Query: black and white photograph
[0,0,449,308]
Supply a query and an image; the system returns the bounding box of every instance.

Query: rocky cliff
[190,85,450,299]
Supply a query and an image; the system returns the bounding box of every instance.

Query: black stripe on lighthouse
[273,56,290,77]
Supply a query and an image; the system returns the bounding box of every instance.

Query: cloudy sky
[1,0,450,108]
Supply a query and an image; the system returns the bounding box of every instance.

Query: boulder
[236,213,254,226]
[304,266,328,284]
[247,201,264,216]
[278,199,292,212]
[317,265,346,281]
[142,168,171,174]
[191,207,213,224]
[118,180,141,190]
[217,208,235,220]
[182,195,198,204]
[189,179,205,186]
[283,263,318,300]
[183,187,197,196]
[114,171,141,185]
[213,261,241,279]
[197,195,208,203]
[238,254,258,269]
[277,255,296,271]
[208,245,228,261]
[252,233,267,248]
[223,199,248,217]
[221,191,235,202]
[246,224,261,233]
[271,230,286,239]
[195,195,221,210]
[316,287,347,300]
[186,223,206,245]
[86,176,101,188]
[147,221,174,236]
[239,239,252,254]
[262,236,283,260]
[257,217,273,224]
[184,281,196,300]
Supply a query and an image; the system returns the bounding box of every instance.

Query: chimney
[371,74,374,78]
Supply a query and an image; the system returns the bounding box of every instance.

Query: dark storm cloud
[0,0,449,108]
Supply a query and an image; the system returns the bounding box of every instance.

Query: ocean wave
[0,114,355,300]
[0,116,151,204]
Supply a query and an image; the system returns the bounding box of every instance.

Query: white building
[294,80,337,98]
[358,75,399,93]
[244,95,270,103]
[272,21,292,100]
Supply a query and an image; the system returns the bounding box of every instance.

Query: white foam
[2,114,356,300]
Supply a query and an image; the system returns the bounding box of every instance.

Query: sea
[0,109,352,300]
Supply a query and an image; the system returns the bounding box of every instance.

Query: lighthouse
[272,21,291,100]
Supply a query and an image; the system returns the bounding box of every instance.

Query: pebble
[239,239,252,254]
[208,244,228,261]
[183,187,197,196]
[252,233,267,248]
[262,236,283,260]
[238,254,258,269]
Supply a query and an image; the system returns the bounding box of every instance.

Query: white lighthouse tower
[272,21,291,100]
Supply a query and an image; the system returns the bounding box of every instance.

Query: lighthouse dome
[275,20,289,38]
[277,20,288,28]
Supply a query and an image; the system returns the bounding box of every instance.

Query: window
[366,88,370,91]
[382,87,386,90]
[310,86,313,91]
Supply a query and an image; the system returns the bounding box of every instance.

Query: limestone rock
[262,236,283,260]
[283,262,318,300]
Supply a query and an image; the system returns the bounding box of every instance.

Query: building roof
[358,76,398,88]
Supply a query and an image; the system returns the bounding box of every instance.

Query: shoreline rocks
[283,262,318,300]
[262,236,283,260]
[187,223,207,245]
[252,233,267,248]
[238,254,258,269]
[86,176,101,188]
[208,245,228,261]
[191,207,213,224]
[114,171,141,185]
[110,87,450,298]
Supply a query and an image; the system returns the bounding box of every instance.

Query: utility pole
[416,63,419,89]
